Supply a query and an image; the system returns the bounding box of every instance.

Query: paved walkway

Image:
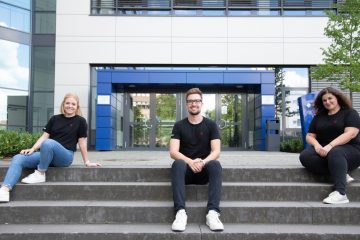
[76,151,300,168]
[0,151,302,168]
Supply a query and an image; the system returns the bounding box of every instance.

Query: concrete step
[0,223,359,240]
[9,181,360,201]
[1,201,359,225]
[1,166,359,182]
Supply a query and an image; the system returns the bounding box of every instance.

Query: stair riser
[10,185,360,201]
[2,167,358,182]
[0,206,359,225]
[0,233,358,240]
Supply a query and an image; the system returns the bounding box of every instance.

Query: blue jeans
[171,160,222,213]
[1,139,74,190]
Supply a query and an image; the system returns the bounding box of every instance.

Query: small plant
[280,138,304,153]
[0,130,41,158]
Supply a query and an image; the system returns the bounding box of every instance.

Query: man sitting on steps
[169,87,224,232]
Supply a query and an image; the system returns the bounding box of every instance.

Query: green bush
[0,130,41,158]
[280,138,304,153]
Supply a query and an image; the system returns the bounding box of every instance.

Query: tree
[275,68,297,120]
[311,0,360,100]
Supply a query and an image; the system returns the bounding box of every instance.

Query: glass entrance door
[201,93,243,149]
[125,93,176,149]
[124,91,249,150]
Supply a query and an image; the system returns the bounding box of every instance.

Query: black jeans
[299,144,360,194]
[171,160,222,213]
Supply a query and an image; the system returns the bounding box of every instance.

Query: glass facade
[0,0,31,32]
[276,67,309,140]
[91,0,338,16]
[30,0,56,132]
[34,0,56,34]
[0,39,30,130]
[31,46,55,132]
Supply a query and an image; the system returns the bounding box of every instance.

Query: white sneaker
[0,189,9,203]
[21,170,46,184]
[171,209,187,232]
[323,191,349,204]
[206,210,224,231]
[346,174,355,184]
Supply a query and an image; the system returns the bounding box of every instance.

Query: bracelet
[329,143,333,147]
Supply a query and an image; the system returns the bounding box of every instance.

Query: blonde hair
[60,93,82,116]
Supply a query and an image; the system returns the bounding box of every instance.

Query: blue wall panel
[96,105,111,117]
[97,83,112,95]
[261,72,275,84]
[149,72,187,84]
[224,72,261,84]
[112,72,149,83]
[187,72,223,84]
[261,84,275,95]
[98,71,111,83]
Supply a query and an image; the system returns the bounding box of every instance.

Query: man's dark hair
[186,88,202,100]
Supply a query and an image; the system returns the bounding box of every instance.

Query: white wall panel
[116,17,171,36]
[228,18,283,38]
[284,43,325,64]
[172,42,227,64]
[172,17,227,37]
[56,41,116,63]
[55,63,90,86]
[57,15,116,36]
[56,0,90,15]
[283,17,327,38]
[115,42,172,63]
[228,42,283,64]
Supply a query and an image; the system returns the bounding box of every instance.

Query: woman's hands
[314,144,333,157]
[84,161,101,167]
[20,148,35,155]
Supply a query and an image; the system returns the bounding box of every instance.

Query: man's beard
[188,110,201,116]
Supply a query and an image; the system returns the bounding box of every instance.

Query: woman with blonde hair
[299,87,360,204]
[0,93,101,202]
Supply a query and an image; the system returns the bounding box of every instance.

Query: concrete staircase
[0,165,359,239]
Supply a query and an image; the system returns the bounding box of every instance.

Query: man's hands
[188,158,205,173]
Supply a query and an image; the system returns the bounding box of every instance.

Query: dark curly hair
[314,87,352,115]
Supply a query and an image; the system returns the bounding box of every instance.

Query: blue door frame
[95,69,275,151]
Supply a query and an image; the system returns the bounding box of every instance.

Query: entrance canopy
[96,69,275,151]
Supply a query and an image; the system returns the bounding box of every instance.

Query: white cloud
[0,40,29,90]
[283,70,308,88]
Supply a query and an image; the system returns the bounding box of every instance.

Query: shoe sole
[323,200,349,204]
[21,180,45,184]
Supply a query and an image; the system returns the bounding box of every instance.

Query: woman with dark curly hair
[299,87,360,204]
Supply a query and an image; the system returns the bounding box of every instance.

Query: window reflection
[0,39,29,130]
[0,2,30,32]
[276,68,309,140]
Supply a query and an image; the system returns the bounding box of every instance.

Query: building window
[90,0,338,16]
[0,39,30,131]
[0,1,31,32]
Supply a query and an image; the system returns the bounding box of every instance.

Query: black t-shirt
[171,117,221,159]
[43,114,88,151]
[308,108,360,147]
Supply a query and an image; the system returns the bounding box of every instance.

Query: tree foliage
[311,0,360,96]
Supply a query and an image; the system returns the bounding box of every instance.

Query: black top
[43,114,88,151]
[171,117,220,159]
[308,108,360,147]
